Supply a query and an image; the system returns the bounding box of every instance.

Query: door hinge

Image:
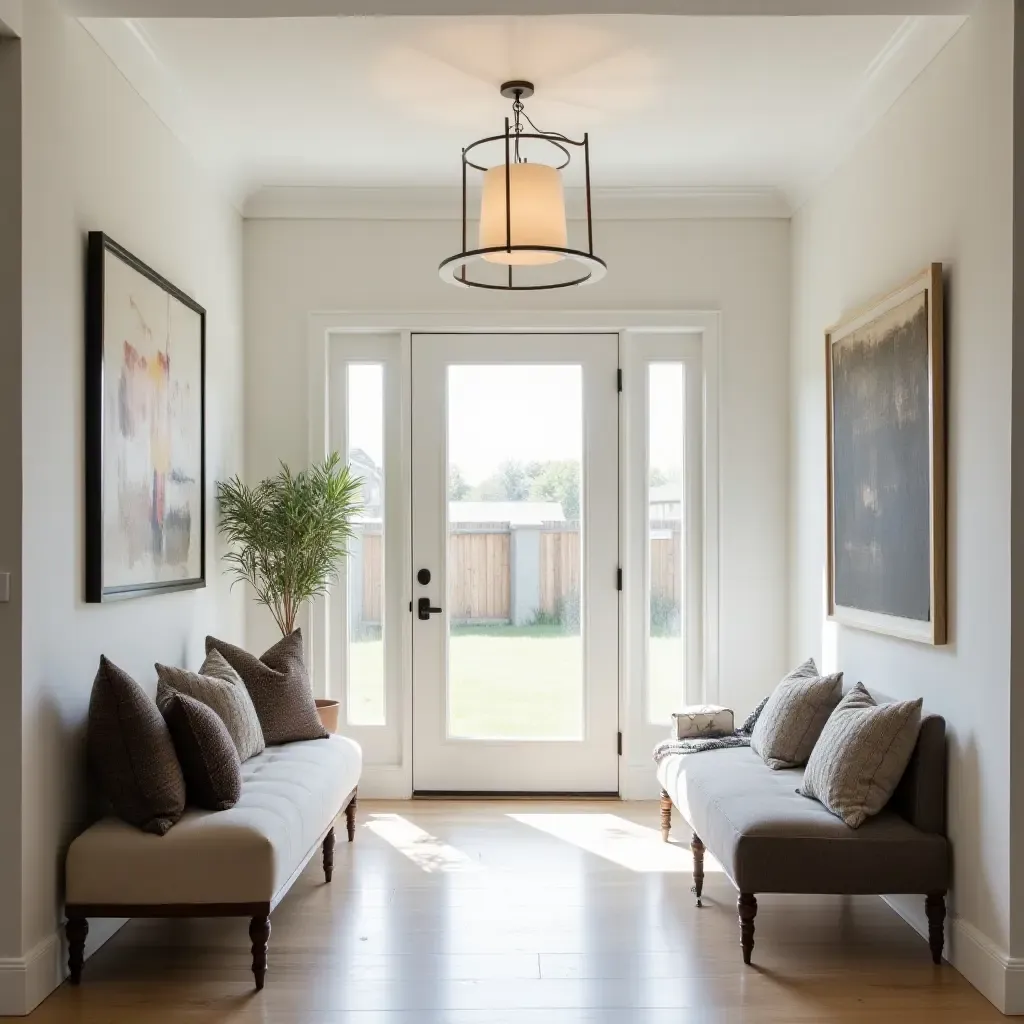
[617,731,623,756]
[616,567,622,591]
[617,368,623,393]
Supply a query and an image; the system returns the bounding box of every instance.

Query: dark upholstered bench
[657,714,950,965]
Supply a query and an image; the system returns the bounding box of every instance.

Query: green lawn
[349,625,683,736]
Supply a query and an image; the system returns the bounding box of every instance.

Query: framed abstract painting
[85,232,206,601]
[826,263,946,645]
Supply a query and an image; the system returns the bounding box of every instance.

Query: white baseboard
[358,763,662,801]
[883,895,1024,1014]
[362,765,655,799]
[358,764,412,799]
[0,918,124,1016]
[620,763,663,801]
[0,934,59,1017]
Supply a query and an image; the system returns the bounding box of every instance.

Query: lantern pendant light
[438,81,607,290]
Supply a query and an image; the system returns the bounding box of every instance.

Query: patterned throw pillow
[88,656,185,835]
[163,692,242,811]
[672,705,735,740]
[205,630,328,745]
[156,650,265,761]
[750,658,844,770]
[801,683,923,829]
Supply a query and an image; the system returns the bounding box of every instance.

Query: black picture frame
[85,232,207,602]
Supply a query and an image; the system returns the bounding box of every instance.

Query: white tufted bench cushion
[67,735,362,907]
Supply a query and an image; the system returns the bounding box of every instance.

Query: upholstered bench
[65,733,362,990]
[657,714,950,965]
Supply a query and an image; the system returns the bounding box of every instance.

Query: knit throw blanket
[652,696,769,764]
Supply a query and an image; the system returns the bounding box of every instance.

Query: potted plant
[216,453,364,733]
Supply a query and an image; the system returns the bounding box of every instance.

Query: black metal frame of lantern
[438,82,607,291]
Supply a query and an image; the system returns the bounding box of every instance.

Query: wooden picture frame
[825,263,945,645]
[85,232,206,602]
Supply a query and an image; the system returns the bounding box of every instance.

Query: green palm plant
[216,453,364,636]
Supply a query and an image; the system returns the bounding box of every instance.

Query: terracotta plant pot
[315,699,340,734]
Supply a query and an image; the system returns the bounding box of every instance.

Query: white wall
[789,0,1016,1009]
[0,33,23,971]
[2,0,246,1013]
[244,213,791,732]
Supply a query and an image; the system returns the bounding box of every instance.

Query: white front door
[411,333,620,793]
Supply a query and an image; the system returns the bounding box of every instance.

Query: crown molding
[243,185,792,221]
[789,13,965,210]
[80,17,247,212]
[0,0,22,37]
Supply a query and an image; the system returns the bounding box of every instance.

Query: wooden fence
[447,531,511,621]
[361,531,383,624]
[356,522,680,625]
[539,530,580,616]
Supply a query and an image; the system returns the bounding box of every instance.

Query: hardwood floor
[16,800,1004,1022]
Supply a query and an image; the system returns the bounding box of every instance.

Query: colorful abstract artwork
[86,233,205,601]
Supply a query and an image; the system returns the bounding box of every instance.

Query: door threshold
[412,790,621,799]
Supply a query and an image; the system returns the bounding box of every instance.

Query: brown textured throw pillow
[801,683,923,829]
[163,693,242,811]
[88,656,185,835]
[205,630,327,745]
[156,649,265,761]
[750,658,844,770]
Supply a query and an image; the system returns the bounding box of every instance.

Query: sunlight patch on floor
[365,813,481,873]
[508,813,723,874]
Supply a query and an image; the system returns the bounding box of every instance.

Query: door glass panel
[648,363,685,724]
[446,365,583,740]
[347,363,385,726]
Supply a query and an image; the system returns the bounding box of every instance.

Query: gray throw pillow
[801,683,923,829]
[163,692,242,811]
[750,658,844,769]
[205,630,328,745]
[156,650,265,761]
[88,656,185,835]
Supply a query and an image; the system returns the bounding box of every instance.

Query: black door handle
[417,596,443,620]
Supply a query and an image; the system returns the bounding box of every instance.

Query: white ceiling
[66,1,976,14]
[81,13,966,210]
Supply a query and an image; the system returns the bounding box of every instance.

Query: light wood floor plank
[10,800,1003,1022]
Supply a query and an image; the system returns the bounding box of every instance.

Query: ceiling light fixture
[439,81,607,291]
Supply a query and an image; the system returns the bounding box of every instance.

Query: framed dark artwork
[826,263,946,645]
[85,232,206,602]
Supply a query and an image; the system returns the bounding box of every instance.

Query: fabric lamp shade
[479,162,567,265]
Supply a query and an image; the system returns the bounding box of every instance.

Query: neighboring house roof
[350,448,382,483]
[449,501,565,526]
[649,482,682,504]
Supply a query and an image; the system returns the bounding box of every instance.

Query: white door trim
[307,309,721,800]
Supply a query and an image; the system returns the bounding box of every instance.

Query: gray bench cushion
[658,745,949,895]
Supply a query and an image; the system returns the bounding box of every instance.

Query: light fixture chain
[512,91,524,163]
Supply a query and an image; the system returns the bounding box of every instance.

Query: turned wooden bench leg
[659,789,672,842]
[738,893,757,965]
[66,916,88,985]
[926,892,946,965]
[346,788,358,842]
[249,914,271,991]
[691,834,705,907]
[322,827,336,883]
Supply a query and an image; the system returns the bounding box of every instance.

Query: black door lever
[417,596,443,620]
